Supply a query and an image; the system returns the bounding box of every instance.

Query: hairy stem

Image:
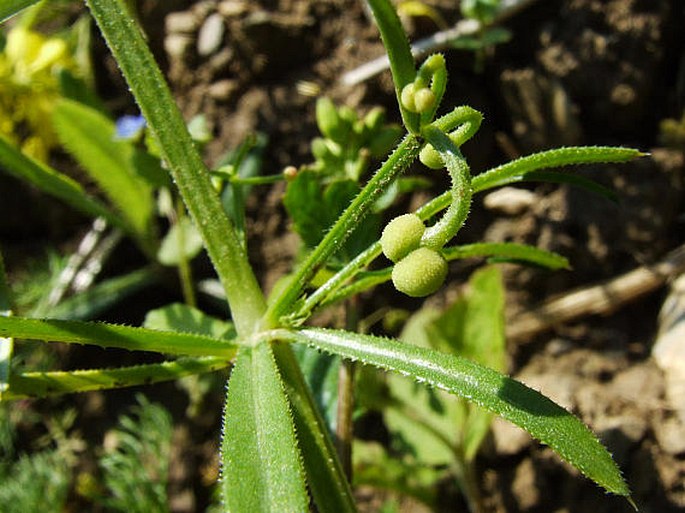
[420,126,472,249]
[265,134,420,327]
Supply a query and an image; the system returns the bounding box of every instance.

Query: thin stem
[420,126,472,249]
[335,298,359,480]
[212,170,285,186]
[452,447,484,513]
[265,134,420,327]
[175,198,197,308]
[298,241,382,320]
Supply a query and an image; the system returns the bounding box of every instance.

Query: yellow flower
[0,26,76,161]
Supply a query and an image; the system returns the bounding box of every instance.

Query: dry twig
[507,244,685,342]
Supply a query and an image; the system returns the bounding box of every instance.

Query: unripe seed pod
[413,87,436,114]
[392,247,448,297]
[380,214,425,263]
[400,83,418,112]
[419,143,444,169]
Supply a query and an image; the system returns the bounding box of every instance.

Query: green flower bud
[315,97,342,140]
[413,87,436,114]
[380,214,425,263]
[400,83,418,112]
[419,143,444,169]
[392,247,448,297]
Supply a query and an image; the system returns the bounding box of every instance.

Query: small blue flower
[115,114,147,141]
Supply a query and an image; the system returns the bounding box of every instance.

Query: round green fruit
[380,214,425,263]
[419,143,444,169]
[392,247,448,297]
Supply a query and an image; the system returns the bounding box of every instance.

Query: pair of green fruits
[381,213,448,297]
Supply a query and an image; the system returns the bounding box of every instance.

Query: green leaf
[443,242,570,270]
[366,0,420,133]
[430,266,506,460]
[0,0,38,22]
[221,343,309,511]
[386,267,506,464]
[472,146,643,193]
[220,132,268,247]
[3,357,229,400]
[292,344,340,432]
[284,170,330,248]
[273,344,357,513]
[353,440,441,507]
[277,327,631,497]
[285,172,381,262]
[156,217,204,266]
[0,316,235,358]
[52,99,155,242]
[144,303,235,340]
[85,0,266,336]
[514,170,619,202]
[0,134,123,229]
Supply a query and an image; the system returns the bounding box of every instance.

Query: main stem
[86,0,266,335]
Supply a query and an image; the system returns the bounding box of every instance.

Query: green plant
[356,266,506,512]
[0,0,643,511]
[96,394,173,513]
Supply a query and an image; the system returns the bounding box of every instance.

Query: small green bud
[413,87,436,113]
[419,143,444,169]
[401,83,418,112]
[316,97,342,140]
[380,214,425,263]
[392,247,448,297]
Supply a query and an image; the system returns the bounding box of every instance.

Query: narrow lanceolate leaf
[416,146,643,222]
[52,99,155,242]
[0,317,236,358]
[442,242,570,270]
[0,134,124,229]
[277,327,631,497]
[85,0,266,336]
[221,343,309,512]
[2,357,229,400]
[0,0,38,22]
[273,344,357,513]
[366,0,420,133]
[472,146,643,193]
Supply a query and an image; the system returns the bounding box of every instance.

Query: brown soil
[8,0,685,511]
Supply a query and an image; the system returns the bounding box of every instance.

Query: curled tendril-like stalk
[382,53,483,296]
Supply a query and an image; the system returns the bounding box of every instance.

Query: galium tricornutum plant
[0,0,642,510]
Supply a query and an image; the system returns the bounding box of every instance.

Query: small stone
[516,371,576,411]
[653,274,685,420]
[165,11,200,34]
[207,79,238,101]
[218,0,249,17]
[164,34,194,60]
[653,415,685,455]
[197,13,225,57]
[491,416,531,456]
[512,459,540,510]
[483,186,536,215]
